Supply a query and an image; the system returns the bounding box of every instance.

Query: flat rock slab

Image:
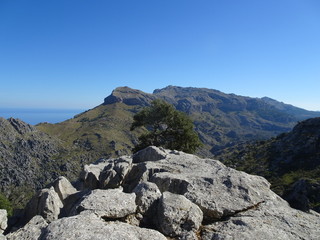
[72,189,136,219]
[41,212,166,240]
[201,200,320,240]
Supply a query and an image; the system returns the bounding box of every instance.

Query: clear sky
[1,0,319,110]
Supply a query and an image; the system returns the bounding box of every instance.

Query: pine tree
[131,99,202,153]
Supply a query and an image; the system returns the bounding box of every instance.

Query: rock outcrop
[4,146,320,239]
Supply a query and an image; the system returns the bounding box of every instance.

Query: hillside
[38,86,320,159]
[0,118,64,208]
[215,117,320,212]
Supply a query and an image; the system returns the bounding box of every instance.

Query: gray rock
[80,159,108,189]
[41,212,166,240]
[49,176,77,202]
[6,215,48,240]
[99,156,132,189]
[157,192,203,238]
[71,189,136,219]
[0,210,7,234]
[133,146,168,163]
[127,148,279,220]
[80,156,132,190]
[201,200,320,240]
[133,181,161,215]
[25,187,63,223]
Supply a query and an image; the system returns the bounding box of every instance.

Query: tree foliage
[131,99,202,153]
[0,193,13,216]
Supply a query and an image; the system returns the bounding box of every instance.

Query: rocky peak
[103,86,155,106]
[4,146,320,239]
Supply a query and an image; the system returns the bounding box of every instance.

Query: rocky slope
[0,118,66,208]
[215,117,320,212]
[3,146,320,239]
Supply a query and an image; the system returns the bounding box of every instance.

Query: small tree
[131,99,202,153]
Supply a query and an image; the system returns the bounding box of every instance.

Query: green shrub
[0,193,13,216]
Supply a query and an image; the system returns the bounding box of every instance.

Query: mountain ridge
[2,85,320,209]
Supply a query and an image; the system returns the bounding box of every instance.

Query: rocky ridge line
[2,146,319,240]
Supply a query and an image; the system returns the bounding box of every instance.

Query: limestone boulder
[125,147,281,220]
[157,192,203,238]
[133,181,161,215]
[99,156,132,189]
[49,176,77,202]
[24,187,63,223]
[6,215,48,240]
[41,212,166,240]
[201,200,320,240]
[132,181,162,227]
[133,146,168,163]
[71,189,136,219]
[80,156,132,190]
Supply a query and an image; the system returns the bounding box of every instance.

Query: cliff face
[4,146,320,240]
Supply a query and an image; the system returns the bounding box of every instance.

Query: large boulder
[133,181,161,215]
[157,192,203,239]
[71,189,136,219]
[6,215,48,240]
[133,146,167,163]
[48,176,77,202]
[41,212,166,240]
[24,187,63,223]
[80,156,132,190]
[125,147,280,220]
[133,181,162,227]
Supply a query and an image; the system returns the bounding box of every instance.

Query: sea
[0,108,86,125]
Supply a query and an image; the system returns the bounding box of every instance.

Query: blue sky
[1,0,320,110]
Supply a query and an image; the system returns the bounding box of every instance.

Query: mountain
[4,147,320,239]
[215,117,320,212]
[261,97,320,120]
[2,86,320,209]
[38,86,320,158]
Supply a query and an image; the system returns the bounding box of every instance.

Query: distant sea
[0,108,86,125]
